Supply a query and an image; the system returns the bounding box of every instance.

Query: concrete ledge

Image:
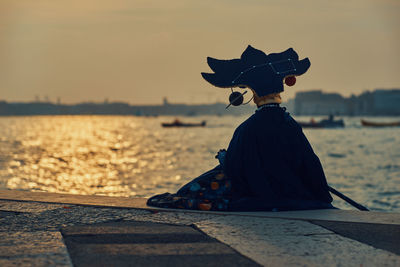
[0,189,149,209]
[1,189,399,266]
[1,189,399,225]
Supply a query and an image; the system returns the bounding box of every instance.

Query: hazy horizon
[1,0,399,104]
[1,87,399,105]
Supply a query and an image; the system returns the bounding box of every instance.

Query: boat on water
[161,119,206,128]
[361,119,400,127]
[298,115,344,128]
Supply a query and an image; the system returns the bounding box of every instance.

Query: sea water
[0,115,399,212]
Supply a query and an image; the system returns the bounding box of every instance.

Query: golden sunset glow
[0,0,399,104]
[2,116,232,196]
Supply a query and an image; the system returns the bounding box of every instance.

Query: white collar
[256,103,280,111]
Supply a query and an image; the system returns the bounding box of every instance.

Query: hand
[215,149,227,167]
[215,149,226,159]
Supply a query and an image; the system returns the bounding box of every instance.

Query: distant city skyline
[2,88,399,116]
[1,0,399,104]
[2,87,398,105]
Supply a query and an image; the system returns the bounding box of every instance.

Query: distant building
[353,91,373,115]
[294,89,400,116]
[163,97,169,106]
[294,90,347,115]
[372,89,400,115]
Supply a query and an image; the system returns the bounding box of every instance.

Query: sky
[0,0,399,104]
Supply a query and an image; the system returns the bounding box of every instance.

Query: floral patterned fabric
[147,165,232,211]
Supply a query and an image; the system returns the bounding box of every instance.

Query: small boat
[361,119,400,127]
[161,119,206,128]
[298,115,344,129]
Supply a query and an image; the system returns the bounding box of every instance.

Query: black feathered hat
[201,45,311,97]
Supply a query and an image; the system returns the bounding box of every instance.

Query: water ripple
[0,115,399,212]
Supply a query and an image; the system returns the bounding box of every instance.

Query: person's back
[223,103,333,211]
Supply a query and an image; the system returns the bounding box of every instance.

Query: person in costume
[147,45,334,211]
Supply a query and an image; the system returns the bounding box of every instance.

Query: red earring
[284,76,296,86]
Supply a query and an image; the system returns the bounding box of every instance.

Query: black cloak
[223,106,333,211]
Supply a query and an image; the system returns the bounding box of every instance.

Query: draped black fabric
[224,106,334,211]
[147,105,334,211]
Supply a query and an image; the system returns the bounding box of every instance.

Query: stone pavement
[0,190,400,266]
[62,221,259,267]
[310,220,400,255]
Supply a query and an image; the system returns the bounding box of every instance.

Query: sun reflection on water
[1,115,230,197]
[0,115,399,211]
